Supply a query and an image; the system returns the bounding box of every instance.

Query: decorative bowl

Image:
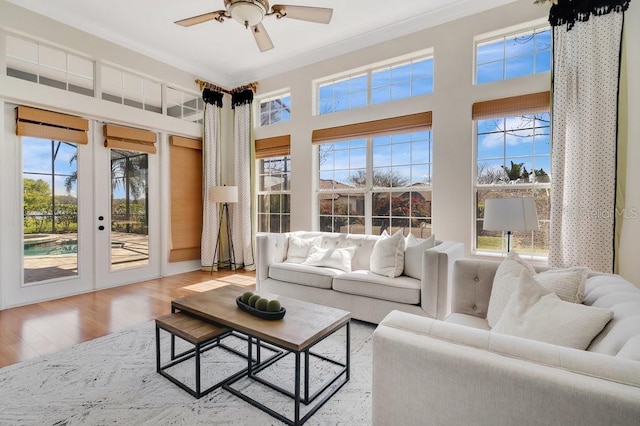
[236,296,286,320]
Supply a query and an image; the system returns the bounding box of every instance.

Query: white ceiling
[6,0,518,88]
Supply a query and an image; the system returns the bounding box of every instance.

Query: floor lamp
[483,197,539,253]
[208,185,238,271]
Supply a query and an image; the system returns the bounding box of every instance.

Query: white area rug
[0,320,375,425]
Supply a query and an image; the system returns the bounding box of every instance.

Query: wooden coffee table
[171,285,351,426]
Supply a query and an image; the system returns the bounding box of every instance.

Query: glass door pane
[23,138,79,284]
[110,149,149,270]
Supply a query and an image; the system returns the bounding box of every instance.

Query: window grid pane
[319,131,432,236]
[6,35,95,97]
[475,111,551,256]
[371,57,434,105]
[102,65,162,114]
[259,93,291,126]
[256,156,291,233]
[318,55,435,114]
[475,26,551,85]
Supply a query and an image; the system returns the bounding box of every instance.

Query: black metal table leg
[155,324,161,373]
[294,351,301,425]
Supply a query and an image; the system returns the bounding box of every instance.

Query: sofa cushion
[302,245,356,272]
[332,271,420,304]
[284,234,319,264]
[403,234,435,280]
[370,229,405,278]
[268,262,342,289]
[314,233,378,271]
[492,271,613,350]
[487,251,588,327]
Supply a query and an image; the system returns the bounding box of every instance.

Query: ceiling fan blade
[174,10,227,27]
[271,5,333,24]
[252,23,274,52]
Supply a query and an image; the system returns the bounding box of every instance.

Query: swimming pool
[23,242,78,256]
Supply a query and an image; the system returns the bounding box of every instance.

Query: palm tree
[65,150,147,197]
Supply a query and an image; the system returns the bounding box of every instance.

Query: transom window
[258,92,291,126]
[476,26,551,84]
[371,57,434,104]
[101,65,162,114]
[317,54,434,115]
[318,74,367,114]
[166,87,204,123]
[6,35,94,97]
[318,131,432,237]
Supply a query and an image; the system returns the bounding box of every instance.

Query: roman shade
[169,135,203,262]
[472,91,550,120]
[312,111,432,144]
[255,134,290,159]
[104,124,157,154]
[16,105,89,144]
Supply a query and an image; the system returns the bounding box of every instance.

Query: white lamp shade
[483,197,539,232]
[208,186,238,203]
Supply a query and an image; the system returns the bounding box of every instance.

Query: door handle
[98,225,105,231]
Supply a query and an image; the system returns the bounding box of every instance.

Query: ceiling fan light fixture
[227,0,267,28]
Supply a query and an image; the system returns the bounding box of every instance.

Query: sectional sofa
[372,257,640,425]
[256,231,464,324]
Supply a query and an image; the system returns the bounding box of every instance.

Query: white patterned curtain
[548,0,630,272]
[201,89,224,270]
[232,90,255,271]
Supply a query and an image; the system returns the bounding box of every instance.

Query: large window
[475,98,551,255]
[258,92,291,126]
[317,54,434,115]
[257,156,291,233]
[476,26,551,84]
[318,130,432,237]
[6,35,94,97]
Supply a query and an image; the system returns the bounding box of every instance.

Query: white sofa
[256,231,464,324]
[372,258,640,426]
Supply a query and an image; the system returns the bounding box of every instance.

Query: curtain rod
[195,79,258,94]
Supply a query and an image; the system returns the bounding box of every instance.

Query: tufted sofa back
[451,258,640,360]
[582,275,640,359]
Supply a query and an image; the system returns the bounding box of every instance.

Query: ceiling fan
[175,0,333,52]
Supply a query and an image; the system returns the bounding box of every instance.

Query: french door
[93,127,160,289]
[5,107,160,307]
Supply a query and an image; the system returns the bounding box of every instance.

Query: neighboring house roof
[318,179,354,200]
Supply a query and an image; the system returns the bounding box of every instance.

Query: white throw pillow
[487,251,535,327]
[284,235,317,264]
[534,268,587,303]
[302,245,356,272]
[486,251,588,327]
[492,271,613,350]
[370,229,405,278]
[403,234,436,280]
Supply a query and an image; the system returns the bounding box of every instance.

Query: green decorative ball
[267,299,282,312]
[241,291,254,304]
[255,298,269,311]
[248,294,261,307]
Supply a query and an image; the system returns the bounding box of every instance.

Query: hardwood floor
[0,270,256,368]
